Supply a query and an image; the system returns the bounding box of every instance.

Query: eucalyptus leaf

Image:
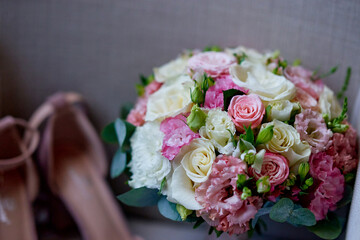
[158,196,182,221]
[117,187,160,207]
[114,118,136,148]
[337,185,353,208]
[269,198,294,223]
[287,208,316,227]
[308,212,342,240]
[101,122,118,144]
[110,149,127,179]
[252,206,273,228]
[223,89,246,111]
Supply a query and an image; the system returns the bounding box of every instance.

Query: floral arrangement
[102,45,358,239]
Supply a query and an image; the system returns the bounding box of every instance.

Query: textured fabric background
[1,1,359,239]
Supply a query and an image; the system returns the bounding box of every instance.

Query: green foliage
[255,125,274,146]
[110,149,127,179]
[101,122,118,144]
[158,177,167,195]
[157,196,182,221]
[236,174,247,190]
[241,186,252,200]
[298,162,310,184]
[190,74,214,106]
[203,45,223,52]
[120,102,134,119]
[337,67,351,99]
[269,198,316,227]
[243,125,255,145]
[292,59,302,66]
[117,187,161,207]
[114,118,136,148]
[193,218,205,229]
[319,65,338,79]
[136,74,154,96]
[256,176,271,193]
[337,185,353,208]
[308,212,342,240]
[222,89,246,111]
[233,52,247,64]
[176,204,193,221]
[324,97,349,133]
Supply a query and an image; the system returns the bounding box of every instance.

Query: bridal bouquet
[102,46,358,239]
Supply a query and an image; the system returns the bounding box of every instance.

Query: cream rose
[268,100,300,121]
[260,120,311,172]
[230,63,296,102]
[128,121,171,189]
[166,165,203,210]
[319,86,342,119]
[174,138,216,183]
[154,55,188,83]
[145,75,193,121]
[199,109,236,155]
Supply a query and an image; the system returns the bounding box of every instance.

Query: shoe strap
[0,117,39,171]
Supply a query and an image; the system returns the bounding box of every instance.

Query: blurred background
[1,0,359,239]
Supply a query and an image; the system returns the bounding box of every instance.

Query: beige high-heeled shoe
[29,92,135,240]
[0,116,39,240]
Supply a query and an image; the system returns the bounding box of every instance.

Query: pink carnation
[308,152,345,220]
[160,114,200,160]
[295,109,333,153]
[249,152,289,186]
[284,66,323,100]
[126,81,163,126]
[227,94,265,132]
[195,155,262,235]
[326,125,358,174]
[204,75,248,109]
[187,52,236,77]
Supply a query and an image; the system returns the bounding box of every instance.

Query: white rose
[166,165,203,210]
[145,75,193,121]
[268,100,300,121]
[128,121,171,189]
[261,120,311,172]
[319,86,342,119]
[174,138,216,183]
[230,63,296,102]
[154,56,189,83]
[199,109,236,155]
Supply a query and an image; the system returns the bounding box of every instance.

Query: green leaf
[234,52,248,64]
[135,83,145,96]
[325,97,349,133]
[239,139,255,152]
[256,125,274,145]
[110,149,127,179]
[114,118,136,148]
[203,45,222,52]
[158,177,166,194]
[308,212,342,240]
[223,89,246,111]
[337,67,351,99]
[319,65,338,79]
[252,206,273,228]
[117,187,161,207]
[193,218,205,229]
[269,198,294,223]
[120,102,134,119]
[158,196,182,221]
[176,204,193,221]
[337,185,353,208]
[292,59,302,66]
[263,105,272,122]
[101,122,118,144]
[244,124,255,145]
[287,208,316,227]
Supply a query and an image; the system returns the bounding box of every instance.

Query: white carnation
[154,56,188,83]
[128,121,171,189]
[145,75,193,122]
[230,63,296,102]
[199,109,236,155]
[319,86,342,119]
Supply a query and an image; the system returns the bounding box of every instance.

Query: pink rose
[195,155,263,235]
[160,114,200,160]
[126,81,163,126]
[249,152,289,186]
[204,75,248,109]
[227,94,265,132]
[187,52,236,77]
[295,109,333,153]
